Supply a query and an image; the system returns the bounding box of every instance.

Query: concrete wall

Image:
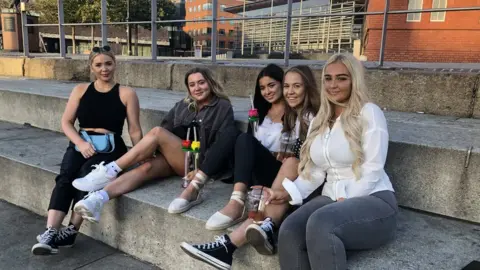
[1,57,479,118]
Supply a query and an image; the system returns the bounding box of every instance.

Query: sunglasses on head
[92,45,111,53]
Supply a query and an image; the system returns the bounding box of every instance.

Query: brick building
[184,0,242,53]
[364,0,480,63]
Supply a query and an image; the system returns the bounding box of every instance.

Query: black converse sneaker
[54,224,78,247]
[245,217,277,255]
[32,227,58,255]
[180,234,235,270]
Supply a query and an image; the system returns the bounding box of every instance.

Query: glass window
[407,0,423,22]
[431,0,447,22]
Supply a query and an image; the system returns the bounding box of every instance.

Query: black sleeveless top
[76,82,127,135]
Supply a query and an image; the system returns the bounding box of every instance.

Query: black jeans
[48,134,127,213]
[233,133,282,187]
[199,125,240,178]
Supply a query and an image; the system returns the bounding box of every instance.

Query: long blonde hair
[184,67,230,110]
[298,53,369,180]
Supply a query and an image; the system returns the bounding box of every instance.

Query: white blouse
[255,116,283,152]
[282,103,394,204]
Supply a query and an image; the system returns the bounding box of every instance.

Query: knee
[306,209,335,241]
[148,126,165,138]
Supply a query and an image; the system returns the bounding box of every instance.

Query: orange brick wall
[364,0,480,63]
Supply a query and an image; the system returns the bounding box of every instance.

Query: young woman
[204,63,286,230]
[31,46,142,255]
[273,53,397,270]
[71,67,238,223]
[180,65,321,270]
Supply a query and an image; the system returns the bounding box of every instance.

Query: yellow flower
[191,141,201,151]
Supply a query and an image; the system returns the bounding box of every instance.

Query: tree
[107,0,176,55]
[35,0,101,53]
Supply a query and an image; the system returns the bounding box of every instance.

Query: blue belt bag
[75,130,115,153]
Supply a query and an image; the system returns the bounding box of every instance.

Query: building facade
[364,0,480,63]
[184,0,243,53]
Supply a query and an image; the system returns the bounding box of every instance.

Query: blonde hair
[88,50,116,66]
[298,53,369,180]
[184,67,230,110]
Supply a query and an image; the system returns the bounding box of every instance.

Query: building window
[407,0,423,22]
[228,30,234,36]
[229,41,234,49]
[431,0,447,22]
[207,27,212,34]
[220,16,226,24]
[189,7,192,12]
[219,29,225,35]
[198,5,201,11]
[219,41,225,48]
[193,6,197,12]
[220,4,227,11]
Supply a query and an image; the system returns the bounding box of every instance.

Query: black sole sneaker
[245,224,274,255]
[180,242,231,270]
[31,243,58,255]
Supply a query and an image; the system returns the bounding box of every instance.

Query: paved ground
[0,200,160,270]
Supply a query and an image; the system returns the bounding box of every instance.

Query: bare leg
[226,158,299,248]
[69,212,84,229]
[104,154,175,199]
[214,182,247,220]
[46,210,67,229]
[115,127,185,173]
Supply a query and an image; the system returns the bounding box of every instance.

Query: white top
[282,103,394,205]
[255,116,283,152]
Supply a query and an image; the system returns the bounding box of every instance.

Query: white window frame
[406,0,423,22]
[431,0,447,22]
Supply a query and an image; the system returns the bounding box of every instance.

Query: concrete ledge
[1,58,479,117]
[24,58,90,81]
[0,121,479,270]
[0,57,24,77]
[0,79,479,222]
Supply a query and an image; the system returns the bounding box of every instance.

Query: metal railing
[17,0,480,67]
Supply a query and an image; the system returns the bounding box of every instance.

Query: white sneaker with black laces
[245,217,277,255]
[72,162,115,192]
[73,191,104,223]
[180,235,234,270]
[32,227,58,255]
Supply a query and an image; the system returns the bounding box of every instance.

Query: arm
[61,84,95,158]
[347,104,389,198]
[123,87,142,146]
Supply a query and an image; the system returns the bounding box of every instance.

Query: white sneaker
[73,192,104,223]
[72,162,115,192]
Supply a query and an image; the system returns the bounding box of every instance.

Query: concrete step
[0,121,479,270]
[0,77,479,223]
[0,57,479,118]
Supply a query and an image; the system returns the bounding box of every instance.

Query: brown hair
[183,67,230,110]
[282,65,321,141]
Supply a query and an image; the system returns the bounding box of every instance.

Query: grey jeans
[278,190,398,270]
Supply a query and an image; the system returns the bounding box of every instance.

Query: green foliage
[33,0,176,27]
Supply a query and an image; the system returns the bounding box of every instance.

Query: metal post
[338,3,343,53]
[151,0,157,60]
[57,0,66,57]
[241,0,246,55]
[101,0,107,46]
[284,0,293,66]
[378,0,390,66]
[127,0,131,55]
[268,0,273,54]
[211,0,218,63]
[325,0,332,53]
[20,1,29,57]
[296,0,303,53]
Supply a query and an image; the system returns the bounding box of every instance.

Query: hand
[276,152,286,162]
[77,141,96,159]
[337,197,346,202]
[262,187,291,205]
